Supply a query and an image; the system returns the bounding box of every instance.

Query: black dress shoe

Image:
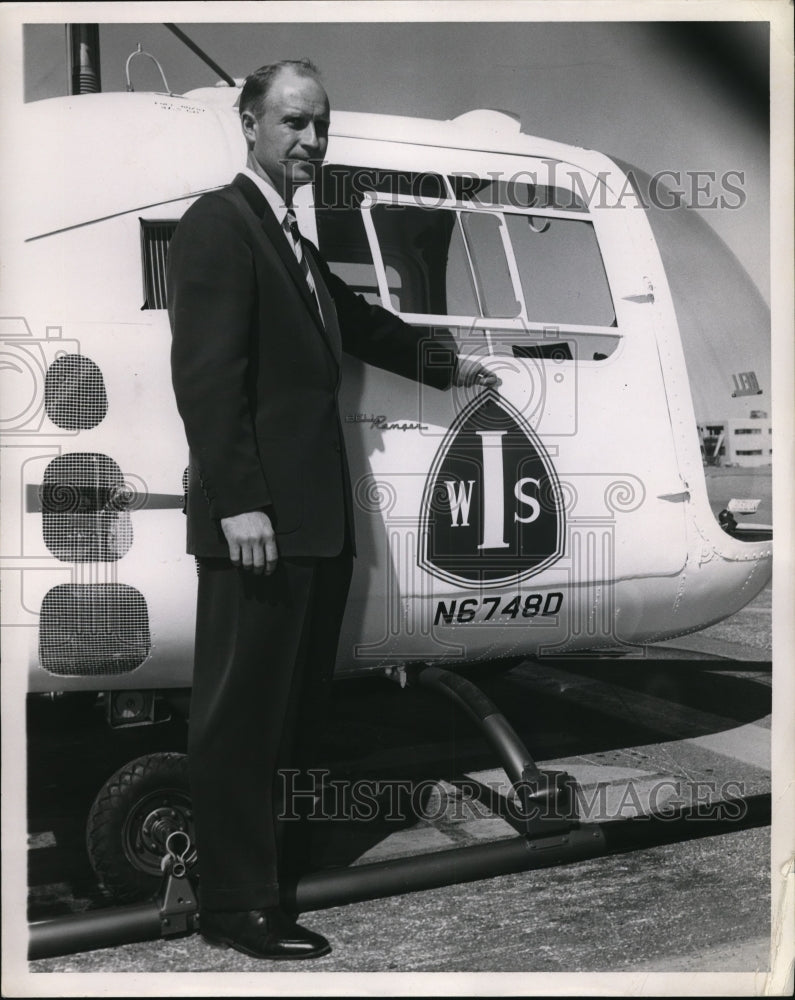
[200,907,331,960]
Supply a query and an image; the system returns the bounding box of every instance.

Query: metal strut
[414,665,578,838]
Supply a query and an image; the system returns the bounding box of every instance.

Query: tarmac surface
[14,467,788,994]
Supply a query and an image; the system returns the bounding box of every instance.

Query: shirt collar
[240,166,290,225]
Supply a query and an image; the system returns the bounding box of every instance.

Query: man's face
[242,69,330,199]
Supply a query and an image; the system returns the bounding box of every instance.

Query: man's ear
[240,111,258,145]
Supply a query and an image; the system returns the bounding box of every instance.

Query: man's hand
[220,510,278,575]
[453,356,502,389]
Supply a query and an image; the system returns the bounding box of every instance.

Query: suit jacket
[168,173,457,559]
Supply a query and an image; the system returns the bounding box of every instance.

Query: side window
[314,201,401,309]
[369,203,459,315]
[457,177,613,326]
[140,220,177,310]
[505,214,615,327]
[325,260,402,309]
[445,223,480,316]
[316,166,457,314]
[315,165,617,359]
[459,213,520,318]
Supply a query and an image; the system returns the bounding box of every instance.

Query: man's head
[239,60,330,203]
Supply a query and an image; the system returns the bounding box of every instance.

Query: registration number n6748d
[434,592,563,625]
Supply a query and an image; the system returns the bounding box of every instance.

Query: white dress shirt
[239,166,323,318]
[240,166,291,227]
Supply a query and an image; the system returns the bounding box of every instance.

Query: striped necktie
[282,207,321,315]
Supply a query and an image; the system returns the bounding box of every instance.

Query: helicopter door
[316,164,688,667]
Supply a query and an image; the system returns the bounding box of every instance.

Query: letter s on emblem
[514,477,541,523]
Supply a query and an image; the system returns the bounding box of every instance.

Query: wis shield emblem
[419,391,565,587]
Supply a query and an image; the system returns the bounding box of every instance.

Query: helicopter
[2,27,772,915]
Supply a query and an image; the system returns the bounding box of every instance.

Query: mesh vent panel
[42,453,133,561]
[45,354,108,429]
[141,220,177,310]
[39,584,151,676]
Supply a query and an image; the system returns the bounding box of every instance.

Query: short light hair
[239,59,323,119]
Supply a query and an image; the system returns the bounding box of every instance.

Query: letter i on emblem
[476,430,509,549]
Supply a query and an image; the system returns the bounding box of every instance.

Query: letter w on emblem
[444,480,475,527]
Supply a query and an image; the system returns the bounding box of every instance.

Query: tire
[86,751,196,903]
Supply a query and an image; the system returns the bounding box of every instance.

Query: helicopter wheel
[86,752,197,903]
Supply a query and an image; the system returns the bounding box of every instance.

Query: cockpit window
[325,260,402,310]
[505,214,615,327]
[316,164,616,349]
[459,212,521,318]
[367,202,456,315]
[366,203,523,319]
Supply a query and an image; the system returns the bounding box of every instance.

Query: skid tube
[28,666,771,960]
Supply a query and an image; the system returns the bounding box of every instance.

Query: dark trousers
[188,540,353,911]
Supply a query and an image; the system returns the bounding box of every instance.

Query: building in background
[699,411,772,467]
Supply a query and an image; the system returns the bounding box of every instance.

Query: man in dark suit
[168,59,497,961]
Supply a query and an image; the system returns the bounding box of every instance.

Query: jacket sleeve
[309,248,459,389]
[167,195,272,520]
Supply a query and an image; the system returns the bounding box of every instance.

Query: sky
[19,13,772,300]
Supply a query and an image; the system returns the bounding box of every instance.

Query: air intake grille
[39,583,151,676]
[42,453,133,561]
[44,353,108,429]
[141,220,177,309]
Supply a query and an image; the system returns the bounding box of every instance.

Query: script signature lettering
[345,413,428,432]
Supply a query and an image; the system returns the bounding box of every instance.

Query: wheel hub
[122,789,194,876]
[140,805,187,854]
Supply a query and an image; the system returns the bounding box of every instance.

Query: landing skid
[28,666,769,960]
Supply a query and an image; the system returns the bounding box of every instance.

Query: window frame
[358,187,619,346]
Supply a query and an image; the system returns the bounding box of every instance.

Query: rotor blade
[163,23,236,87]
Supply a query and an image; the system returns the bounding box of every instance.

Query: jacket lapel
[231,174,327,337]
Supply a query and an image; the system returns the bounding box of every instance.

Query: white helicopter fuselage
[0,87,772,693]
